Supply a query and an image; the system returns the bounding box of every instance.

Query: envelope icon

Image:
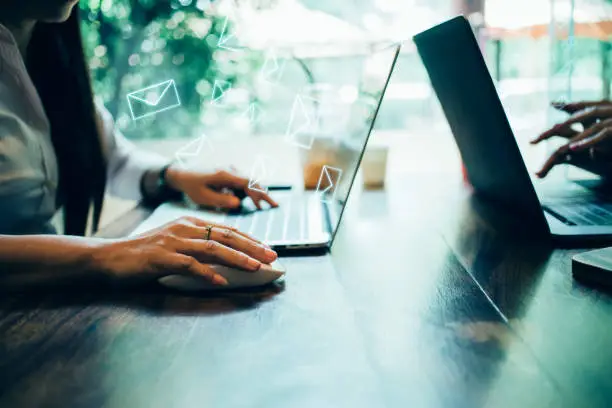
[174,134,214,169]
[241,103,263,124]
[259,50,285,84]
[217,17,240,51]
[315,165,343,202]
[248,156,276,193]
[126,79,181,120]
[285,94,321,150]
[211,80,232,106]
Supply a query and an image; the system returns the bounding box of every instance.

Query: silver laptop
[414,17,612,245]
[130,44,401,252]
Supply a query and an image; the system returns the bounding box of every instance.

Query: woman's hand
[531,100,612,178]
[165,167,279,210]
[91,216,278,286]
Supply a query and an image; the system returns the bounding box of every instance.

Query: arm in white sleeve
[96,101,169,201]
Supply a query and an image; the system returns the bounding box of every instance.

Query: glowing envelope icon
[217,16,240,51]
[315,165,343,203]
[285,94,321,150]
[259,50,285,84]
[241,103,263,124]
[174,134,214,169]
[248,156,277,193]
[211,80,232,106]
[126,79,181,120]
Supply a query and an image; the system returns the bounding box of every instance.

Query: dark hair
[27,8,107,236]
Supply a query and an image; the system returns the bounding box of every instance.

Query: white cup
[362,145,388,189]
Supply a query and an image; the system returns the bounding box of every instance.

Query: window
[80,0,460,152]
[81,0,612,181]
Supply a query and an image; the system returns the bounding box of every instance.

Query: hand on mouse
[531,100,612,178]
[165,167,279,210]
[90,216,278,286]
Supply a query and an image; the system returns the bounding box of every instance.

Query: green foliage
[79,0,266,140]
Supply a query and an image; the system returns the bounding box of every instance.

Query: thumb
[553,100,612,114]
[196,188,242,209]
[206,170,249,190]
[552,101,577,114]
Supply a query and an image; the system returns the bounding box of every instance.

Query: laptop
[129,44,401,251]
[413,16,612,245]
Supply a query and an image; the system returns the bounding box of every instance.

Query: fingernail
[214,274,229,286]
[265,248,277,261]
[248,257,262,270]
[569,142,580,151]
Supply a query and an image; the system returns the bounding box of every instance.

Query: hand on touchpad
[158,261,286,291]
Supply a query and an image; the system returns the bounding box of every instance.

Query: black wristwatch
[140,164,184,205]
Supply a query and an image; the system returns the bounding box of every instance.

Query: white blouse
[0,23,168,234]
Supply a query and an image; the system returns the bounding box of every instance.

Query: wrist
[85,238,124,283]
[140,164,184,204]
[164,165,183,192]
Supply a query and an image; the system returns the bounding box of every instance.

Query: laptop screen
[413,17,546,223]
[317,43,401,242]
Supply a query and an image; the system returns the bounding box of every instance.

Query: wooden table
[1,173,611,408]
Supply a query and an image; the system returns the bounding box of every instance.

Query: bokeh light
[151,52,164,66]
[128,54,140,66]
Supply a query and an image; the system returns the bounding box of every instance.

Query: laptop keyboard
[222,195,316,242]
[543,202,612,226]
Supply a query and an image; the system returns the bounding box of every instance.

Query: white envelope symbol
[126,79,181,121]
[248,156,276,193]
[174,134,214,169]
[259,51,285,83]
[315,165,343,202]
[217,17,240,51]
[285,94,320,150]
[211,80,232,106]
[241,103,263,124]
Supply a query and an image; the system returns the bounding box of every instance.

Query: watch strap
[140,164,183,205]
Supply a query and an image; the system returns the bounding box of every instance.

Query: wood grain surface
[0,175,607,408]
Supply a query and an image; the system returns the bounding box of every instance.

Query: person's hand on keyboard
[165,167,279,210]
[531,100,612,178]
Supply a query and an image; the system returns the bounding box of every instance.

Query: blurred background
[80,0,612,223]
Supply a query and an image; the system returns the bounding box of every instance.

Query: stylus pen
[225,185,293,200]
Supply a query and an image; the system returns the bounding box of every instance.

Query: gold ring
[204,225,213,240]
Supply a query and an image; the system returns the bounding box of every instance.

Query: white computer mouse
[158,260,286,291]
